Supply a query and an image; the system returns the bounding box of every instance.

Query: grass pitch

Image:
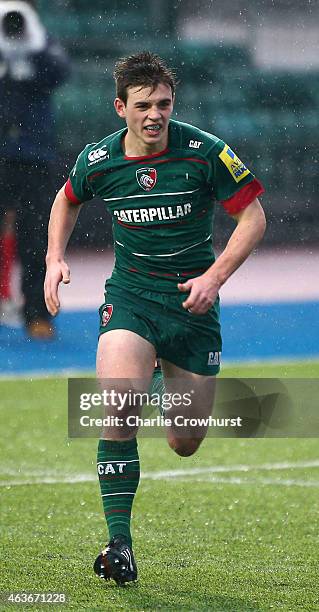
[1,363,319,611]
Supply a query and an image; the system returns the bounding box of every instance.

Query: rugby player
[44,51,266,585]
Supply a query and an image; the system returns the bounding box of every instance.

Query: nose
[148,106,161,120]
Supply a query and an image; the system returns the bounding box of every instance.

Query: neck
[123,131,168,158]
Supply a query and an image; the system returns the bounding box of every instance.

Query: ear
[114,97,126,118]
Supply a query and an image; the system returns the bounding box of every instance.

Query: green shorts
[98,281,222,376]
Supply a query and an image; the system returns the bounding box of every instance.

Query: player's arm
[214,197,266,281]
[44,186,83,316]
[179,198,266,315]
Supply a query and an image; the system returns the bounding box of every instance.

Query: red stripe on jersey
[149,157,209,166]
[127,268,206,278]
[64,178,82,204]
[149,269,206,277]
[180,268,207,276]
[88,171,107,181]
[149,271,176,277]
[118,220,144,230]
[99,474,138,480]
[221,178,264,215]
[125,147,169,160]
[196,208,208,218]
[117,219,187,230]
[127,267,175,277]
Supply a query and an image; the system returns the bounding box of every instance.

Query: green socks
[150,363,166,416]
[97,438,140,547]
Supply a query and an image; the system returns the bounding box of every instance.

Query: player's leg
[0,210,16,301]
[95,329,156,584]
[16,163,54,338]
[0,163,19,326]
[161,360,216,457]
[97,328,156,379]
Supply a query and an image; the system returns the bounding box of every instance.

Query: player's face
[114,83,174,154]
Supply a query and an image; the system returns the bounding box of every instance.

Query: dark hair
[114,51,176,104]
[3,11,26,38]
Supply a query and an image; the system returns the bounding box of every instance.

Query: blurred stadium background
[43,0,319,248]
[1,0,319,372]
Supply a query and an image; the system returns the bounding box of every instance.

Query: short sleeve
[66,145,95,203]
[209,140,256,202]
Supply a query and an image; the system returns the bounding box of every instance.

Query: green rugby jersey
[66,119,258,291]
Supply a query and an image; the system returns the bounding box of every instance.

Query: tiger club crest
[101,304,113,326]
[136,167,157,191]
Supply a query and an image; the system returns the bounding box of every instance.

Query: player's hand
[178,273,220,315]
[44,259,70,316]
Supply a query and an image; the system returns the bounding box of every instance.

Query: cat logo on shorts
[136,167,157,191]
[207,351,221,366]
[101,304,113,326]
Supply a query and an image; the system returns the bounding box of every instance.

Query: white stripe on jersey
[103,188,200,203]
[115,234,212,258]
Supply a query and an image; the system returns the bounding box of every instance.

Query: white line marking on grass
[0,474,94,486]
[0,369,94,380]
[1,356,319,379]
[190,476,319,487]
[1,475,319,488]
[142,459,319,480]
[0,459,319,488]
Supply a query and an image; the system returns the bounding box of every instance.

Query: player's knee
[168,437,202,457]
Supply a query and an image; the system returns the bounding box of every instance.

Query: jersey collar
[124,147,169,161]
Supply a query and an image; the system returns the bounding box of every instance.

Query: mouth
[144,124,162,135]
